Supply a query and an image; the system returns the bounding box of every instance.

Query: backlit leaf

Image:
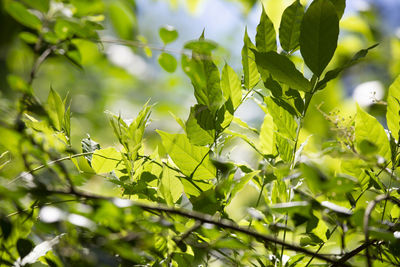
[158,53,177,73]
[242,28,260,90]
[157,131,216,180]
[159,25,178,44]
[5,1,42,30]
[355,105,391,161]
[386,75,400,141]
[221,64,242,109]
[92,147,123,174]
[255,7,277,52]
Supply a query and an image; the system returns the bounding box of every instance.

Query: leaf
[184,40,218,54]
[386,75,400,141]
[19,32,38,44]
[17,238,34,259]
[242,28,260,90]
[7,74,32,94]
[81,136,100,164]
[316,44,378,90]
[159,25,178,44]
[321,201,353,216]
[229,171,260,202]
[182,54,224,113]
[17,234,65,266]
[91,147,123,174]
[328,0,346,19]
[160,166,183,205]
[47,88,65,131]
[279,0,304,52]
[255,6,277,52]
[158,53,177,73]
[157,131,216,180]
[185,105,215,146]
[355,105,391,161]
[108,1,136,40]
[265,97,297,141]
[5,1,42,30]
[253,50,310,92]
[221,64,242,109]
[20,0,50,13]
[300,0,339,77]
[259,113,275,155]
[271,201,310,213]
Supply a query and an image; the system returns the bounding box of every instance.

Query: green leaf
[255,6,277,52]
[229,171,260,203]
[271,201,310,213]
[279,0,304,53]
[259,113,275,155]
[321,201,352,216]
[108,1,136,40]
[316,44,378,90]
[300,0,339,77]
[328,0,346,19]
[91,147,123,174]
[242,28,260,90]
[47,88,65,131]
[182,54,224,113]
[185,105,215,146]
[7,74,32,94]
[184,40,218,54]
[253,50,310,92]
[158,53,177,73]
[159,166,183,205]
[386,75,400,141]
[5,1,42,30]
[264,97,297,141]
[221,64,242,109]
[159,25,178,44]
[355,105,391,161]
[19,32,38,44]
[20,0,50,13]
[157,131,216,180]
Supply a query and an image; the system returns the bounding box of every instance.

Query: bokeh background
[1,0,400,214]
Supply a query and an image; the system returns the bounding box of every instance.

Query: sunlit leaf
[386,75,400,141]
[157,131,216,180]
[91,147,123,174]
[221,64,242,109]
[242,28,260,90]
[159,25,178,44]
[255,6,277,52]
[160,166,183,205]
[158,53,177,73]
[5,1,42,30]
[355,104,391,161]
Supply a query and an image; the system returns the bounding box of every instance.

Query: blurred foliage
[1,0,400,266]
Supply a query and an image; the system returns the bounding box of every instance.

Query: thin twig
[44,187,343,265]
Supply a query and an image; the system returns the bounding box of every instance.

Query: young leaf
[355,105,391,161]
[159,25,178,44]
[253,50,311,92]
[108,1,136,40]
[185,105,215,146]
[221,64,242,109]
[279,0,304,53]
[255,7,277,52]
[91,147,123,174]
[242,28,260,90]
[386,75,400,141]
[157,130,216,180]
[158,53,177,73]
[300,0,339,77]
